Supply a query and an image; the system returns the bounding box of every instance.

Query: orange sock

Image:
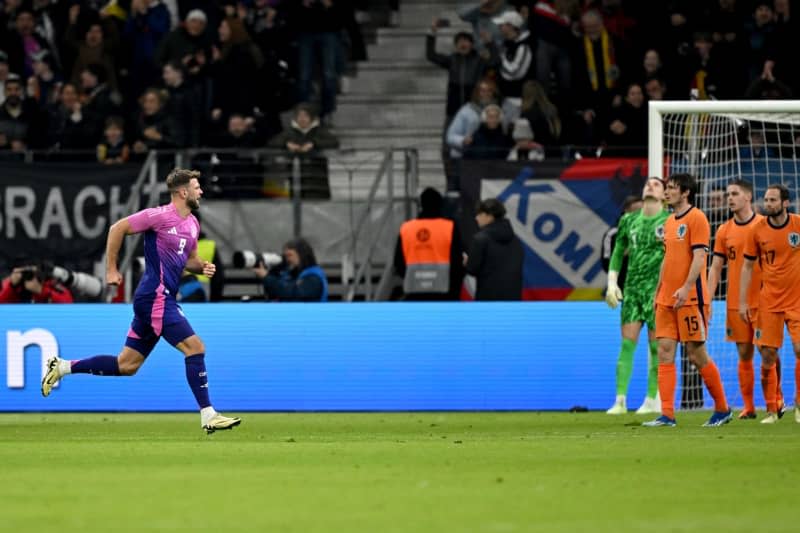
[658,363,676,419]
[775,355,784,407]
[761,364,778,413]
[795,361,800,407]
[699,360,728,413]
[738,359,755,413]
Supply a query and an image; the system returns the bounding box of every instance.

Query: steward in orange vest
[394,188,464,300]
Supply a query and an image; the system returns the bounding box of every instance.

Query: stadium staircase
[330,0,468,198]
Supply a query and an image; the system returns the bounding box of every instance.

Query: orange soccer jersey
[743,213,800,312]
[656,206,711,307]
[713,213,763,310]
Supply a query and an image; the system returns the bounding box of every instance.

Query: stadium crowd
[0,0,795,160]
[436,0,799,162]
[0,0,365,157]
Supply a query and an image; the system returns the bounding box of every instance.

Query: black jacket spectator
[0,77,44,149]
[426,27,487,118]
[464,104,513,160]
[46,83,96,149]
[465,199,523,301]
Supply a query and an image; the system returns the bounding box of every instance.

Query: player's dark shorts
[620,289,656,330]
[125,297,195,357]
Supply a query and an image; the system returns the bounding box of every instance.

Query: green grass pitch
[1,411,797,532]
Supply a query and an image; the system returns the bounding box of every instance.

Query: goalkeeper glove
[605,271,623,309]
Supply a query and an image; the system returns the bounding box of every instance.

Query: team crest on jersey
[655,224,665,240]
[754,329,762,340]
[788,232,800,248]
[191,226,197,238]
[676,224,687,240]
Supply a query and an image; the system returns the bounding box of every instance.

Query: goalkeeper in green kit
[605,177,669,414]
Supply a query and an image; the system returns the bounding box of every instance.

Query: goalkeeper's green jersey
[609,208,669,295]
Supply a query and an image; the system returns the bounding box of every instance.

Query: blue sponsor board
[1,303,793,411]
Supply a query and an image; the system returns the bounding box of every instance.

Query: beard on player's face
[763,204,783,217]
[187,197,200,210]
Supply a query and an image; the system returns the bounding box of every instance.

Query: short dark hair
[284,237,318,270]
[104,115,124,130]
[728,179,753,197]
[667,173,698,203]
[476,198,506,219]
[83,63,107,84]
[453,31,473,45]
[767,183,791,202]
[166,168,200,193]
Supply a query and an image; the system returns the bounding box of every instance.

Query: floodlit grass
[0,412,797,532]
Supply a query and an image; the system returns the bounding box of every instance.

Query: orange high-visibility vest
[400,218,453,294]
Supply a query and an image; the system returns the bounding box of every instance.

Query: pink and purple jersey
[127,203,199,300]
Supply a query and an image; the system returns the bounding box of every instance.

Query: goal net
[649,100,800,410]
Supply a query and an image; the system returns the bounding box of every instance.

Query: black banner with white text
[0,163,141,269]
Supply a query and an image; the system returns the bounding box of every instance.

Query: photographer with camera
[0,263,74,303]
[250,237,328,302]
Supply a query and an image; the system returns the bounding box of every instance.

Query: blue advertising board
[0,303,794,411]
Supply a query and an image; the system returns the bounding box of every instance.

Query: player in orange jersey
[643,173,732,427]
[740,184,800,424]
[707,180,783,419]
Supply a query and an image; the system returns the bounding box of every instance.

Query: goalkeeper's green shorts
[620,289,656,330]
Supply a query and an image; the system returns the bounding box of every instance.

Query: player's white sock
[58,359,72,376]
[200,406,218,426]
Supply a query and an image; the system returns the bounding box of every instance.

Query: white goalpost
[648,100,800,410]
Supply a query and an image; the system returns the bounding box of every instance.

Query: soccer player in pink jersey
[41,169,241,434]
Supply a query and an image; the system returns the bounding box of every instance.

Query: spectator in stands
[644,76,667,101]
[464,198,523,301]
[253,237,329,302]
[268,102,339,156]
[79,62,120,141]
[132,87,174,153]
[0,75,42,150]
[488,9,533,108]
[268,102,339,199]
[574,9,625,146]
[745,1,775,83]
[28,49,61,108]
[124,0,171,103]
[637,49,663,85]
[45,82,94,149]
[762,0,800,96]
[426,18,488,122]
[532,0,578,106]
[155,8,212,76]
[689,32,726,100]
[445,77,515,189]
[242,0,295,115]
[215,113,258,148]
[464,103,513,160]
[458,0,510,54]
[208,16,263,127]
[394,187,464,301]
[96,115,130,164]
[162,61,201,147]
[64,4,120,91]
[518,80,561,148]
[0,51,10,102]
[0,264,74,303]
[2,6,53,78]
[740,128,777,160]
[288,0,343,125]
[605,82,646,155]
